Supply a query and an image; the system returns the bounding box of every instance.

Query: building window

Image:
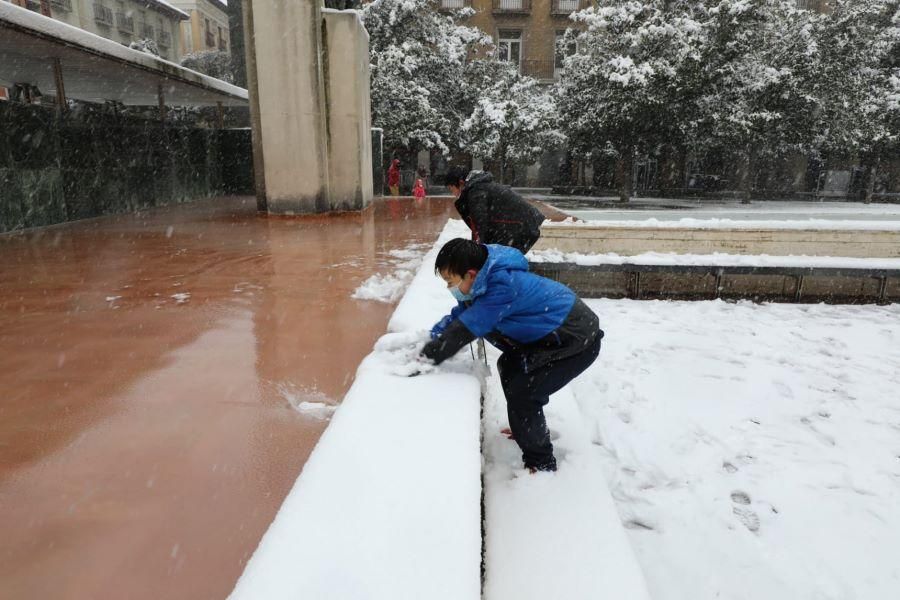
[205,18,215,47]
[440,0,468,7]
[498,30,522,69]
[218,25,227,51]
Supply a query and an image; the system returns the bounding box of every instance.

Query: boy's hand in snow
[420,340,440,363]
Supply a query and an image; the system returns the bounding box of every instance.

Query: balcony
[116,12,134,34]
[493,0,531,14]
[795,0,822,10]
[551,0,584,14]
[140,23,154,39]
[521,59,558,82]
[437,0,471,10]
[158,30,171,48]
[50,0,73,12]
[93,3,114,26]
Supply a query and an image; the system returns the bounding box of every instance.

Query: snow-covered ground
[521,298,900,600]
[482,346,651,600]
[234,217,900,600]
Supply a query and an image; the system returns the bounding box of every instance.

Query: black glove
[420,319,476,365]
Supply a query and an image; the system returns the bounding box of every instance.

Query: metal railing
[795,0,822,10]
[521,59,558,81]
[158,30,171,47]
[116,12,134,33]
[50,0,72,12]
[93,3,114,26]
[492,0,531,13]
[551,0,584,14]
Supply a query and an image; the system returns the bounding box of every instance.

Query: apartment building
[2,0,188,61]
[167,0,229,57]
[439,0,587,83]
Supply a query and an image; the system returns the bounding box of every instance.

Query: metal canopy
[0,3,248,107]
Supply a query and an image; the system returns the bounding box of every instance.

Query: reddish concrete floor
[0,196,457,600]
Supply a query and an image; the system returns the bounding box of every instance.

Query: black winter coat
[454,171,544,253]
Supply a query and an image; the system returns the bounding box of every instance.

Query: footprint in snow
[730,491,760,532]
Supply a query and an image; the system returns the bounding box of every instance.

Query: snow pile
[229,220,483,600]
[351,243,432,303]
[482,346,652,600]
[569,298,900,599]
[351,271,413,302]
[275,382,335,418]
[529,248,900,270]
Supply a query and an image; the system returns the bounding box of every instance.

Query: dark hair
[441,166,469,187]
[435,238,488,277]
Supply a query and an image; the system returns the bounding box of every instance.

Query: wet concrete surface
[0,196,459,600]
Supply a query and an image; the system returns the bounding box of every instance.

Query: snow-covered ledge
[537,219,900,258]
[228,220,482,600]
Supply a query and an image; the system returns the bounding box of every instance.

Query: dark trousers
[496,335,602,471]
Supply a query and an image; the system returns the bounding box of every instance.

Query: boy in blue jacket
[421,238,603,472]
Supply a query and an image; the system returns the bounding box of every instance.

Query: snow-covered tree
[810,0,900,202]
[691,0,821,201]
[129,38,160,57]
[181,50,235,84]
[459,61,563,183]
[362,0,490,157]
[559,1,707,201]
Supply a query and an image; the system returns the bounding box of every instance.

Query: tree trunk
[737,146,755,204]
[861,154,880,204]
[498,137,506,185]
[615,148,633,203]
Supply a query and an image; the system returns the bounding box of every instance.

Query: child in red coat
[413,177,426,200]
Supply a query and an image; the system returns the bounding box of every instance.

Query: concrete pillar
[244,0,329,214]
[322,9,373,211]
[243,0,372,214]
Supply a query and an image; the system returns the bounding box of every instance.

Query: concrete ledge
[536,225,900,258]
[531,262,900,304]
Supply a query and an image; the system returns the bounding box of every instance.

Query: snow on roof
[143,0,191,20]
[0,2,247,105]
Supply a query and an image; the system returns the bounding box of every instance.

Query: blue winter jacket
[451,244,576,343]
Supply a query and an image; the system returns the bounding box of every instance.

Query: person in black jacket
[442,166,545,253]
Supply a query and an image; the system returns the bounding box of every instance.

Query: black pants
[496,334,602,471]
